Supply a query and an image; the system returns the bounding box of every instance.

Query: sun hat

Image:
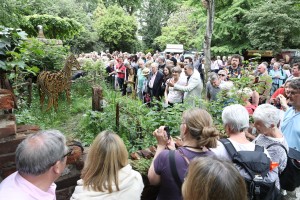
[142,68,150,76]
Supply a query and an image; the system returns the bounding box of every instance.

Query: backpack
[220,139,280,200]
[267,143,300,191]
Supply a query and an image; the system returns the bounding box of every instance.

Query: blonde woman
[71,131,144,200]
[148,108,219,200]
[182,157,247,200]
[164,66,186,106]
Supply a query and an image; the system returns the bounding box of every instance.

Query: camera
[164,126,170,139]
[271,98,281,109]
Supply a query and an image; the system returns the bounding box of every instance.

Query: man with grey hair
[281,78,300,199]
[254,62,272,104]
[148,62,164,101]
[0,130,69,199]
[168,64,202,105]
[206,73,224,101]
[157,56,166,72]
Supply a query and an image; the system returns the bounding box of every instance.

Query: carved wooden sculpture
[37,54,80,111]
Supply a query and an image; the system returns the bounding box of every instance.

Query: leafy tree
[103,0,142,15]
[154,6,201,50]
[20,14,82,40]
[245,0,300,52]
[138,0,180,50]
[93,5,138,52]
[0,0,25,27]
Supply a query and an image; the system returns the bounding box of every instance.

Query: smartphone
[164,126,170,139]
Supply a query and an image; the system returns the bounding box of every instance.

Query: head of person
[158,56,165,65]
[184,57,193,65]
[222,104,249,134]
[273,62,280,70]
[183,64,194,76]
[217,70,227,81]
[271,57,277,64]
[217,56,221,60]
[230,54,241,69]
[222,56,227,61]
[253,104,281,135]
[151,62,159,74]
[81,131,128,193]
[16,130,68,180]
[210,73,221,87]
[292,63,300,77]
[257,63,267,75]
[145,60,153,69]
[180,108,219,149]
[171,66,182,79]
[279,59,285,66]
[284,79,292,96]
[137,59,145,69]
[163,66,172,76]
[166,59,174,67]
[142,67,150,77]
[286,78,300,109]
[182,157,247,200]
[117,56,123,64]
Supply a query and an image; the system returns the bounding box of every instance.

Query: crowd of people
[0,50,299,200]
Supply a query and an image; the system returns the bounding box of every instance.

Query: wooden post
[92,86,103,112]
[27,78,32,107]
[116,102,119,131]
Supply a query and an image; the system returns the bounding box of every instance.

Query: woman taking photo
[164,66,186,106]
[71,131,144,200]
[148,108,219,200]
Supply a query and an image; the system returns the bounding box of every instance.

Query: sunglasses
[218,74,226,76]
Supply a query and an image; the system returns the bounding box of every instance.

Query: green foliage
[19,38,69,71]
[138,0,181,50]
[93,5,138,52]
[0,27,28,71]
[20,14,82,40]
[245,0,300,52]
[154,6,201,51]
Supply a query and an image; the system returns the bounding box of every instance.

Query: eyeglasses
[218,74,226,76]
[172,71,180,73]
[63,148,73,158]
[289,90,300,96]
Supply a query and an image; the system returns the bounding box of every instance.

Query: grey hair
[260,62,268,69]
[253,104,280,128]
[151,62,159,69]
[222,104,249,133]
[273,62,280,68]
[137,59,144,65]
[16,130,67,175]
[289,77,300,90]
[210,73,219,82]
[158,56,165,63]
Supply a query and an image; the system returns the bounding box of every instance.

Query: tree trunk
[92,86,103,112]
[203,0,215,84]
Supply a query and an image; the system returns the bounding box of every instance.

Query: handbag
[267,143,300,191]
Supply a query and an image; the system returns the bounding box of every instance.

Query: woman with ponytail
[148,108,219,200]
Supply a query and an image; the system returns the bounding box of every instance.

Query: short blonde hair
[182,157,247,200]
[81,131,128,193]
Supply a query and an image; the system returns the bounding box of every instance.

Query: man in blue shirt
[281,78,300,199]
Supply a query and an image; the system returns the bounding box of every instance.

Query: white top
[166,78,186,103]
[211,139,277,183]
[70,164,144,200]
